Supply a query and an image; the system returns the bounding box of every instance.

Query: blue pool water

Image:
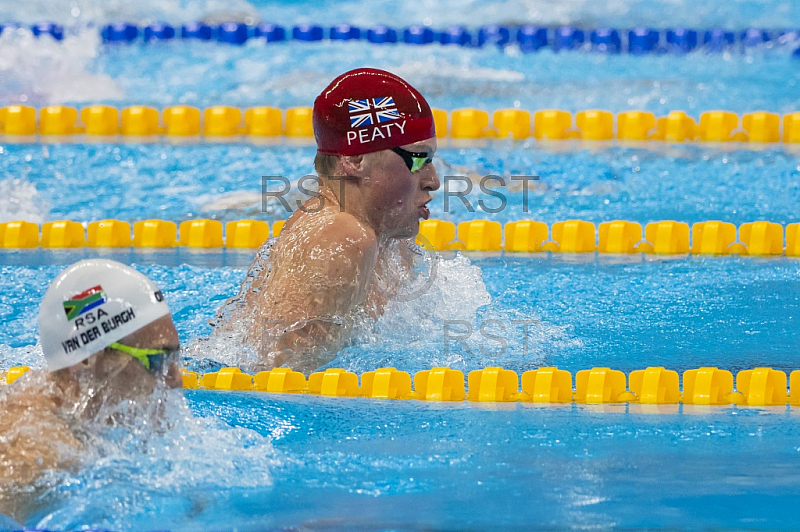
[2,0,800,529]
[93,41,800,113]
[1,143,799,226]
[3,253,800,376]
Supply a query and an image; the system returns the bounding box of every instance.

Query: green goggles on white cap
[109,342,176,372]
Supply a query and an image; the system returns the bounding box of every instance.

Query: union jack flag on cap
[348,97,400,128]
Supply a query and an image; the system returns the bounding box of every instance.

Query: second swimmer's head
[38,259,182,395]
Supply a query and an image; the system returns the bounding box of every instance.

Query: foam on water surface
[0,371,275,531]
[0,176,49,224]
[0,30,121,105]
[0,0,258,26]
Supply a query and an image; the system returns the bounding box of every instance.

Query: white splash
[0,0,259,26]
[0,344,44,373]
[375,252,493,340]
[0,177,49,224]
[2,376,276,530]
[0,29,122,105]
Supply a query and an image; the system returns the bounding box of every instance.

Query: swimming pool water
[3,0,800,38]
[3,253,800,374]
[1,143,799,226]
[3,0,800,529]
[92,40,800,113]
[21,390,800,530]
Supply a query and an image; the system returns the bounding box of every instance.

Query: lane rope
[2,105,800,142]
[7,21,800,56]
[1,219,798,256]
[4,365,798,407]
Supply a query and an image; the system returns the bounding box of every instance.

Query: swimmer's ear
[340,154,367,178]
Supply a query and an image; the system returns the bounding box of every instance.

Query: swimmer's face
[63,314,182,420]
[80,314,182,395]
[361,137,440,238]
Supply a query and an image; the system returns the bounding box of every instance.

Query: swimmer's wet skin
[0,259,181,522]
[220,68,440,372]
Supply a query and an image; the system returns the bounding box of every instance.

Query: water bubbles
[8,380,275,529]
[0,28,121,105]
[0,177,50,224]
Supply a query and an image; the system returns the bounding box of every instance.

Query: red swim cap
[313,68,435,156]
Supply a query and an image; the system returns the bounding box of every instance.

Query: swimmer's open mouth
[418,200,431,220]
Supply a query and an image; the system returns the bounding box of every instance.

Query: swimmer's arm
[0,391,82,519]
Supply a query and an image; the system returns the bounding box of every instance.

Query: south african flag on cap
[63,285,107,320]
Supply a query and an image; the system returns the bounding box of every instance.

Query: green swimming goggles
[110,342,175,371]
[391,146,434,173]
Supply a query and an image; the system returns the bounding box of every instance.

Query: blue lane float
[517,26,548,52]
[439,26,471,46]
[32,22,64,41]
[218,22,248,44]
[330,24,360,41]
[553,27,585,51]
[703,28,735,51]
[181,22,213,40]
[478,25,511,47]
[144,22,176,41]
[741,28,770,47]
[404,25,435,45]
[292,24,324,42]
[101,23,138,43]
[367,25,397,44]
[628,27,659,54]
[666,28,698,53]
[256,23,287,42]
[591,28,621,53]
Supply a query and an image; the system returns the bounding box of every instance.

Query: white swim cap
[38,259,171,371]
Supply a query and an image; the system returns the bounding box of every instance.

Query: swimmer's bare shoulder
[250,210,379,369]
[268,209,378,317]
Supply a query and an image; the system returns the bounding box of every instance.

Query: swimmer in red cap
[225,68,439,372]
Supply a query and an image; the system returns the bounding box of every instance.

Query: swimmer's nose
[422,164,440,192]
